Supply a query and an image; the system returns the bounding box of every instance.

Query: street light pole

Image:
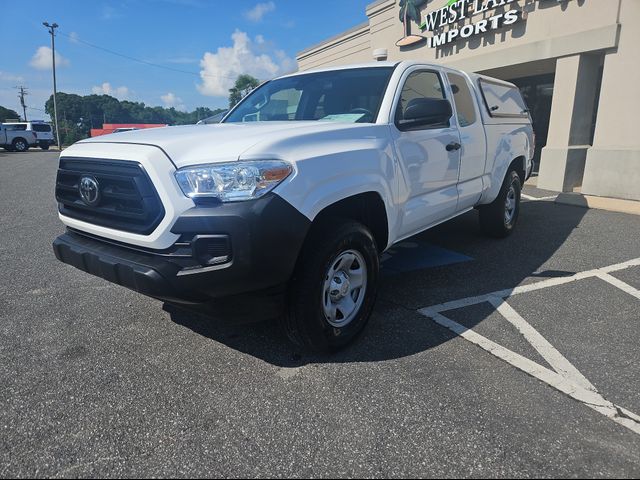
[43,22,62,150]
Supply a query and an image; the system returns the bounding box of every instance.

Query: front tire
[282,220,379,352]
[479,169,522,238]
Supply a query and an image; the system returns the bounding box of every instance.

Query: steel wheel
[322,249,367,328]
[504,183,517,226]
[479,169,522,238]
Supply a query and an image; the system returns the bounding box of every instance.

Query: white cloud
[161,92,186,111]
[244,2,275,22]
[92,82,130,99]
[0,71,24,82]
[101,5,122,20]
[197,30,296,98]
[68,32,80,44]
[29,46,70,70]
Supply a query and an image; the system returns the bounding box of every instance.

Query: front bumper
[53,194,311,318]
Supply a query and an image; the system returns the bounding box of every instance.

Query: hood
[78,122,371,168]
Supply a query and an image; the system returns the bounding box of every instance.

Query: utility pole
[43,22,62,149]
[16,86,28,121]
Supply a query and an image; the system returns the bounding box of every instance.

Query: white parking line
[419,258,640,316]
[488,295,595,391]
[595,272,640,301]
[418,258,640,435]
[429,311,640,435]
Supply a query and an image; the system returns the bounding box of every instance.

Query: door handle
[446,142,461,152]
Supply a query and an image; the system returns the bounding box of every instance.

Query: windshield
[223,67,394,124]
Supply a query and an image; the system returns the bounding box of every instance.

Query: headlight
[175,160,293,202]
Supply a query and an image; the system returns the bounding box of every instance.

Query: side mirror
[398,98,453,130]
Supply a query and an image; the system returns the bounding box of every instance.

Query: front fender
[274,149,398,250]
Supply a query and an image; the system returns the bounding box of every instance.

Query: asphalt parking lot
[1,150,639,478]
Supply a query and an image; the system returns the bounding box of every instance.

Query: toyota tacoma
[53,61,534,351]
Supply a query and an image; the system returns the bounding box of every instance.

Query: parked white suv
[5,121,56,150]
[0,123,37,152]
[53,61,534,351]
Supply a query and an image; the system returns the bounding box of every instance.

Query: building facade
[297,0,640,201]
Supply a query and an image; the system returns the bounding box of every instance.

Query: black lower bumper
[53,194,311,319]
[53,231,201,303]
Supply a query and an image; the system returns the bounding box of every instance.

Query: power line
[58,30,237,81]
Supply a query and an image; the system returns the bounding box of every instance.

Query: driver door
[391,69,462,238]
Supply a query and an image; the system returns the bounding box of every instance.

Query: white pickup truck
[0,123,37,152]
[53,61,534,351]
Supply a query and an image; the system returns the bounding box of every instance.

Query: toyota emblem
[79,176,101,207]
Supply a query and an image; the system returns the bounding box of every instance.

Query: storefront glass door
[510,74,555,173]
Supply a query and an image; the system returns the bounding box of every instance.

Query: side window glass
[448,73,477,127]
[397,71,445,123]
[479,80,528,117]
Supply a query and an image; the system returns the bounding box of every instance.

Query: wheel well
[312,192,389,250]
[510,156,527,184]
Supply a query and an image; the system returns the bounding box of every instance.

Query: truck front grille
[56,157,165,235]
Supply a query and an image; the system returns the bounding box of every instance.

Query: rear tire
[12,138,28,153]
[479,169,521,238]
[281,219,379,352]
[40,144,50,151]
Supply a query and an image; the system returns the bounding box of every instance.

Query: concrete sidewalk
[555,192,640,216]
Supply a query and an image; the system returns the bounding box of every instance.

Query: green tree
[229,74,260,108]
[0,106,21,122]
[43,93,226,145]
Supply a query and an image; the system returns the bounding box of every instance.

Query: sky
[0,0,371,121]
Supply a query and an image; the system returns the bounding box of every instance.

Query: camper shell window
[478,79,529,118]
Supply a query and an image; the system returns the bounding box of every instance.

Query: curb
[555,193,640,216]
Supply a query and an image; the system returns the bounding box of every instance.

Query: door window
[4,124,27,131]
[447,73,477,127]
[396,71,446,124]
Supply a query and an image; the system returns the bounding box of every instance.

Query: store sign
[396,0,523,49]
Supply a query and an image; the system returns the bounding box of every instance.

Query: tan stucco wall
[298,0,621,75]
[297,0,640,202]
[582,0,640,200]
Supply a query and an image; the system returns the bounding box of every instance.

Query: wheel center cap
[330,271,350,301]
